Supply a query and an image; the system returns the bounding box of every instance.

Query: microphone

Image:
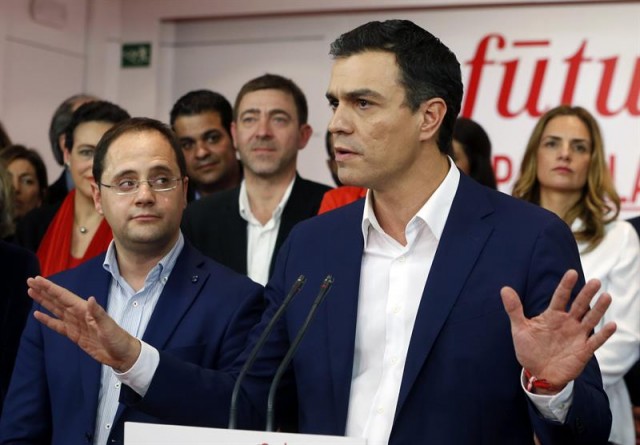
[265,274,334,432]
[228,274,306,429]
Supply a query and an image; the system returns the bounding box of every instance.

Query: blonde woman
[513,105,640,445]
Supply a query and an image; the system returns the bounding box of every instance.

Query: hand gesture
[500,269,616,393]
[27,276,141,372]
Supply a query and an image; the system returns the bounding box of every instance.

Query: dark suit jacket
[0,241,39,414]
[239,173,611,444]
[0,242,264,444]
[182,175,331,278]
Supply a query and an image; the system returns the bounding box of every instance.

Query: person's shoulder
[184,187,239,217]
[0,240,39,270]
[294,176,333,195]
[183,242,263,292]
[48,253,107,285]
[603,218,639,243]
[19,202,60,226]
[462,177,560,227]
[292,197,364,235]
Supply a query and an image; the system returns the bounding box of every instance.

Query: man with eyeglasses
[0,118,264,444]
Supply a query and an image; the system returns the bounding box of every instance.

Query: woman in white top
[513,105,640,445]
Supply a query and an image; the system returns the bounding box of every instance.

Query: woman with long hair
[513,105,640,445]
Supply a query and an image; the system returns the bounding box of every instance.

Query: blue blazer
[0,242,264,444]
[242,174,611,444]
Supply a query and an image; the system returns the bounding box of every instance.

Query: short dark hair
[0,144,49,201]
[93,117,187,185]
[330,19,463,154]
[169,90,233,136]
[49,94,97,165]
[234,74,308,124]
[453,117,496,189]
[64,101,130,152]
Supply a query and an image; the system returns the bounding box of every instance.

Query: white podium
[125,422,366,444]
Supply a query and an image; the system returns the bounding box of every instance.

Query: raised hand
[500,269,617,393]
[27,276,141,372]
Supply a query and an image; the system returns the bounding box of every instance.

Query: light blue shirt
[93,233,185,445]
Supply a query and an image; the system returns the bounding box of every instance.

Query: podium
[125,422,366,444]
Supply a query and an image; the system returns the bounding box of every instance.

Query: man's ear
[230,122,239,152]
[91,182,103,215]
[298,124,313,150]
[182,176,189,209]
[418,98,447,143]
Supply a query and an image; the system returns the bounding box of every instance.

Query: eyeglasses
[99,177,182,195]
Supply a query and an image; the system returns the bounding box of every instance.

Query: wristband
[524,369,559,393]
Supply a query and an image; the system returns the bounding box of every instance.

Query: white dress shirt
[576,218,640,445]
[239,177,295,285]
[345,161,573,445]
[93,234,184,445]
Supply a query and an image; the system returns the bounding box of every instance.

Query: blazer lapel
[112,243,210,425]
[139,243,209,350]
[394,176,495,418]
[325,201,366,433]
[223,189,248,274]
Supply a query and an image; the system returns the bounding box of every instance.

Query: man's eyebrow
[268,109,292,118]
[239,108,259,118]
[345,89,384,100]
[325,89,384,101]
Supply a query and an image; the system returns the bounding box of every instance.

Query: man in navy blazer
[237,20,615,444]
[0,118,263,444]
[13,21,616,445]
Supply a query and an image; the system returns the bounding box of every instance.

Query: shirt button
[376,407,384,414]
[162,276,168,284]
[114,382,121,389]
[132,301,138,307]
[391,356,399,365]
[398,256,406,263]
[105,423,111,430]
[392,305,401,314]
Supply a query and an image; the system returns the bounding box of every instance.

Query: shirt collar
[102,232,185,288]
[361,157,460,246]
[239,175,296,224]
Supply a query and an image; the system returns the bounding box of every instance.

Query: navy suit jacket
[0,241,264,444]
[240,174,611,444]
[181,175,331,279]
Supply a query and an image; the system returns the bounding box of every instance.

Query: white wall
[0,0,91,182]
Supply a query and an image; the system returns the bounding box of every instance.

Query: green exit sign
[121,43,152,68]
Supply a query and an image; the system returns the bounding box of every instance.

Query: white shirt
[239,177,295,285]
[93,234,184,445]
[576,218,640,445]
[345,161,572,445]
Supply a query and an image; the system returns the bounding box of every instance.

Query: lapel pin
[191,275,199,283]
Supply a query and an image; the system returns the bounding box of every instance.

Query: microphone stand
[265,275,334,432]
[228,275,306,429]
